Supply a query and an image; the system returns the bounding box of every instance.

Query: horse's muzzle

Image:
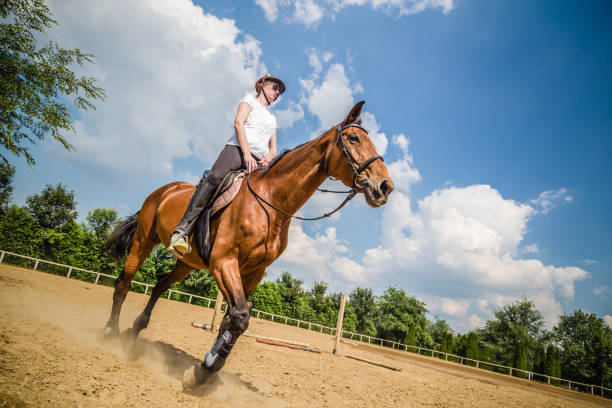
[363,178,394,207]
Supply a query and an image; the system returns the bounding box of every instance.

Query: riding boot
[169,179,216,255]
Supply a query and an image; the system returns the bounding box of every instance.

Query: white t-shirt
[226,93,277,159]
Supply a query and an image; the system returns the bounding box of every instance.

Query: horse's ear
[341,100,365,127]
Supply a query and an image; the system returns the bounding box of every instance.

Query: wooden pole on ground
[333,293,347,355]
[210,291,224,333]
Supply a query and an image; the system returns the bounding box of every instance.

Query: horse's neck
[259,135,331,215]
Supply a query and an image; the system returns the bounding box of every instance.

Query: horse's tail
[106,211,140,264]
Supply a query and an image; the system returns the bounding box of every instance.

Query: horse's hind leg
[130,260,193,338]
[105,233,158,338]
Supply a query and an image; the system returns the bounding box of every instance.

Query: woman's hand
[258,154,274,168]
[245,154,258,172]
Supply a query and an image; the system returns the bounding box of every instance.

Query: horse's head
[325,101,394,207]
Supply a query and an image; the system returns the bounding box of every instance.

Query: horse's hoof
[103,326,118,339]
[182,364,210,392]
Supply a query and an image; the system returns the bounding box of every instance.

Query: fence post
[210,291,224,333]
[333,293,347,355]
[67,267,72,278]
[34,260,39,270]
[188,295,193,304]
[0,251,4,263]
[476,361,479,368]
[256,310,260,319]
[548,377,550,384]
[144,286,149,295]
[460,357,463,364]
[509,368,513,376]
[94,273,100,285]
[567,381,571,390]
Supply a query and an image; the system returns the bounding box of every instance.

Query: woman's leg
[169,145,245,255]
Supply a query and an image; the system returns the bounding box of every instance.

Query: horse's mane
[259,118,362,177]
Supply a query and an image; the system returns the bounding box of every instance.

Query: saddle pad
[210,172,246,217]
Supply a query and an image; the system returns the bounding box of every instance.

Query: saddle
[193,170,247,265]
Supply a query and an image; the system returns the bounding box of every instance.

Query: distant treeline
[0,162,609,390]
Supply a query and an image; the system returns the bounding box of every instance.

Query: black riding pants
[206,145,247,187]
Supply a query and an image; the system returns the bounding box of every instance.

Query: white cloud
[278,223,356,285]
[593,286,610,296]
[529,187,573,214]
[604,315,612,328]
[468,314,485,330]
[583,259,599,265]
[360,112,388,156]
[47,0,266,176]
[256,0,454,25]
[274,101,305,129]
[440,297,469,317]
[293,0,325,26]
[302,62,355,129]
[521,244,539,254]
[388,134,421,193]
[299,52,389,155]
[254,0,289,22]
[362,185,589,326]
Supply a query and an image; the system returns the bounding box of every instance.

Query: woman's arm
[234,102,258,172]
[259,130,277,168]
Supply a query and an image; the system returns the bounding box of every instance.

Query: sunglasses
[268,83,280,92]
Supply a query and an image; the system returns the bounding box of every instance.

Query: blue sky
[10,0,611,331]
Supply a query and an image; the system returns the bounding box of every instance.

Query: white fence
[0,249,609,399]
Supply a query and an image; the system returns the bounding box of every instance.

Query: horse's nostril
[380,180,391,197]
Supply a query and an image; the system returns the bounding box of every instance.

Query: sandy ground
[0,264,610,408]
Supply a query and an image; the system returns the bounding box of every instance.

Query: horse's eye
[347,134,360,144]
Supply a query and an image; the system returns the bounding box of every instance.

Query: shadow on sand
[111,329,260,396]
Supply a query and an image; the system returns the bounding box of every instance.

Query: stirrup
[169,232,191,256]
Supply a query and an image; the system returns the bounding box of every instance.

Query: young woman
[169,74,286,256]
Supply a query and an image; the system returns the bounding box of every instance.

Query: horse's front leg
[183,258,250,390]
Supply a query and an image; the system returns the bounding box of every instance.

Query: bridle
[247,123,384,221]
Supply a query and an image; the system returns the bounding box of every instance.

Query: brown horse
[104,101,394,390]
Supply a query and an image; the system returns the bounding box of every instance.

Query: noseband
[247,123,383,221]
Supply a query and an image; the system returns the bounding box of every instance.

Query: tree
[554,310,612,387]
[349,287,378,336]
[26,183,76,230]
[544,344,562,385]
[533,345,546,374]
[1,0,105,165]
[86,208,118,240]
[376,286,431,346]
[0,161,15,209]
[513,341,528,378]
[0,204,40,256]
[479,297,544,367]
[466,332,479,360]
[276,271,306,317]
[249,281,284,315]
[179,268,218,300]
[430,317,453,352]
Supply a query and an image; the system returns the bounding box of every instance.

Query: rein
[246,123,383,221]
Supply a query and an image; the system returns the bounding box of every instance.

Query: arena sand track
[0,264,610,408]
